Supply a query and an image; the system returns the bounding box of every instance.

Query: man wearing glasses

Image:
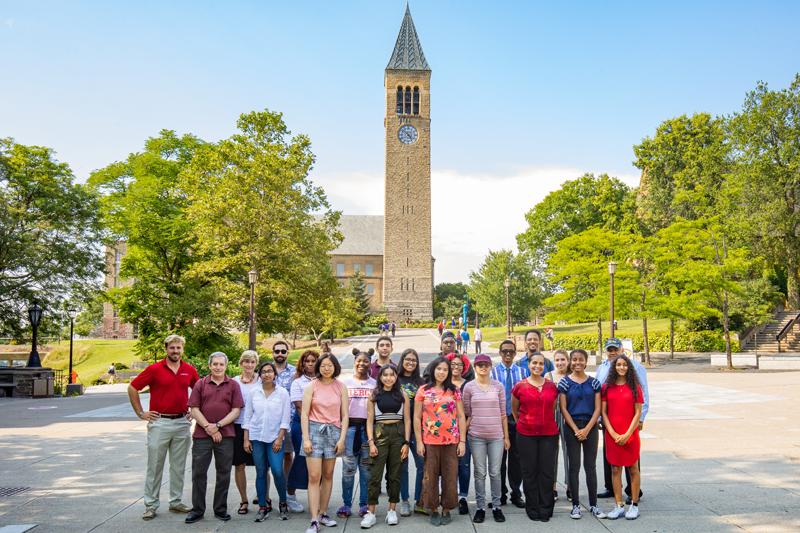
[272,340,303,513]
[490,339,527,509]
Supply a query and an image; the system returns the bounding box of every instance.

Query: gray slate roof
[386,5,430,71]
[331,215,384,256]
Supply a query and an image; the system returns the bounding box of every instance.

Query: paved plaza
[0,329,799,532]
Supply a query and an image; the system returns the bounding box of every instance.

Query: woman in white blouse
[244,361,292,522]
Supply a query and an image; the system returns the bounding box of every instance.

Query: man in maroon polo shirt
[185,351,244,524]
[128,334,199,521]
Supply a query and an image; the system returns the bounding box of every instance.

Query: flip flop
[238,502,249,515]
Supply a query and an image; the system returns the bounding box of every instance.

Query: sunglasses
[273,349,287,354]
[500,349,516,355]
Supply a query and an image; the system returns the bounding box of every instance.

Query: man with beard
[515,330,554,377]
[129,334,199,521]
[272,340,304,513]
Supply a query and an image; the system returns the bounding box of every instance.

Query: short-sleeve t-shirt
[130,359,199,415]
[188,376,245,439]
[341,376,376,420]
[557,375,601,421]
[415,384,462,445]
[511,379,559,437]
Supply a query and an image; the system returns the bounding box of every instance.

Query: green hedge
[550,330,740,353]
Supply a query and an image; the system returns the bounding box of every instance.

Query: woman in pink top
[301,354,349,533]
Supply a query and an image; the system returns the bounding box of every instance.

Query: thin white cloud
[314,166,640,283]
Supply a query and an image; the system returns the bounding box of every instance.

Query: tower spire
[386,4,430,71]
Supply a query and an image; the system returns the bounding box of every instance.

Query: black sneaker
[279,501,289,520]
[441,511,452,525]
[472,509,485,523]
[458,498,469,515]
[553,490,558,502]
[185,511,204,524]
[492,508,505,523]
[266,498,273,513]
[597,490,614,498]
[214,512,231,521]
[510,496,526,508]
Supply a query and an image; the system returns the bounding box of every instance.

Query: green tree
[0,138,104,338]
[433,282,469,319]
[180,110,342,335]
[729,75,800,308]
[633,114,730,234]
[543,228,639,324]
[516,173,633,263]
[72,291,105,337]
[468,250,543,325]
[89,131,235,360]
[348,271,371,325]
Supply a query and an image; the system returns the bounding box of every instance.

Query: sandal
[238,501,249,515]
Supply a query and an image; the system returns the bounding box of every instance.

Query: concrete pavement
[0,329,798,532]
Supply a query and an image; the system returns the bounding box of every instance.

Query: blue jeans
[400,434,424,502]
[341,425,371,508]
[252,440,287,506]
[458,438,471,498]
[287,413,308,490]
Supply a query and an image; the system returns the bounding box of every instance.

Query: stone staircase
[740,311,800,353]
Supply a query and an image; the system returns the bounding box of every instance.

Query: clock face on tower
[398,124,418,144]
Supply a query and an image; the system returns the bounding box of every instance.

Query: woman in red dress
[601,354,643,520]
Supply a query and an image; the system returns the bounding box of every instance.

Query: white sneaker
[288,496,305,513]
[606,505,625,520]
[319,514,337,527]
[360,512,377,529]
[306,521,320,533]
[590,506,606,518]
[399,501,412,517]
[570,505,582,519]
[386,510,398,525]
[625,504,639,520]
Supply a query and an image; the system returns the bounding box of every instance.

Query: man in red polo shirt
[128,334,199,521]
[185,351,244,524]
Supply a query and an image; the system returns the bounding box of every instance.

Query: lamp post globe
[27,302,44,368]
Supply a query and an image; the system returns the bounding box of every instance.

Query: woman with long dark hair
[601,354,643,521]
[398,348,426,516]
[558,349,604,520]
[287,351,318,513]
[446,352,473,516]
[414,356,467,526]
[511,353,559,522]
[360,364,411,528]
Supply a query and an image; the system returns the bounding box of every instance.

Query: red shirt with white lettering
[130,359,199,414]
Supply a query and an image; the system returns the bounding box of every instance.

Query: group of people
[435,327,482,355]
[128,328,649,530]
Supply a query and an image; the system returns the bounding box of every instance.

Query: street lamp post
[608,261,617,338]
[504,277,511,338]
[248,270,257,351]
[68,309,78,384]
[27,302,44,368]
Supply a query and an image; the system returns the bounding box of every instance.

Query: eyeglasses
[500,349,516,355]
[475,363,491,368]
[273,349,287,354]
[451,363,464,368]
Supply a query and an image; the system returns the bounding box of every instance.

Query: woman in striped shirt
[462,354,509,524]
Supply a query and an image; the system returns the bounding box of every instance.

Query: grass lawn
[42,339,138,385]
[480,319,671,343]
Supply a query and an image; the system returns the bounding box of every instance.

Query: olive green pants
[368,422,404,504]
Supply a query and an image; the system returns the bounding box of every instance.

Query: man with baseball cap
[595,338,649,502]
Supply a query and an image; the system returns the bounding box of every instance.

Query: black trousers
[516,433,558,520]
[563,420,599,507]
[191,437,234,516]
[601,426,641,497]
[500,421,523,500]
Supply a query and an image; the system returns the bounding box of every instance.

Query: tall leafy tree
[729,75,800,308]
[468,250,543,325]
[633,113,731,234]
[0,138,103,338]
[433,282,469,319]
[180,110,341,333]
[347,271,372,325]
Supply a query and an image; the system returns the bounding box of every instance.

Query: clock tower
[383,5,433,321]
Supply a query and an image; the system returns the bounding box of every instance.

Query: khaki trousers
[144,417,191,510]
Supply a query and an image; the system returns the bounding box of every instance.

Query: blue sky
[2,1,799,282]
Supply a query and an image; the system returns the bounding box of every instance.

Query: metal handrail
[776,312,800,353]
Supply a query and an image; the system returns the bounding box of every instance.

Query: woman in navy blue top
[557,349,604,520]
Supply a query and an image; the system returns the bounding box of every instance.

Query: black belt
[160,413,185,419]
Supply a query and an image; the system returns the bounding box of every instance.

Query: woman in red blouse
[511,353,559,522]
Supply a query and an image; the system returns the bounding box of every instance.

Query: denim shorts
[301,420,342,459]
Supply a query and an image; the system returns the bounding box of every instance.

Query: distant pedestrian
[186,352,244,524]
[473,327,482,354]
[455,329,463,353]
[600,354,643,520]
[437,320,444,337]
[450,317,456,328]
[391,321,396,337]
[460,328,470,354]
[107,363,116,384]
[128,335,198,521]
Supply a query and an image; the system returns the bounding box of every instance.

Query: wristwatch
[402,441,410,446]
[215,422,222,429]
